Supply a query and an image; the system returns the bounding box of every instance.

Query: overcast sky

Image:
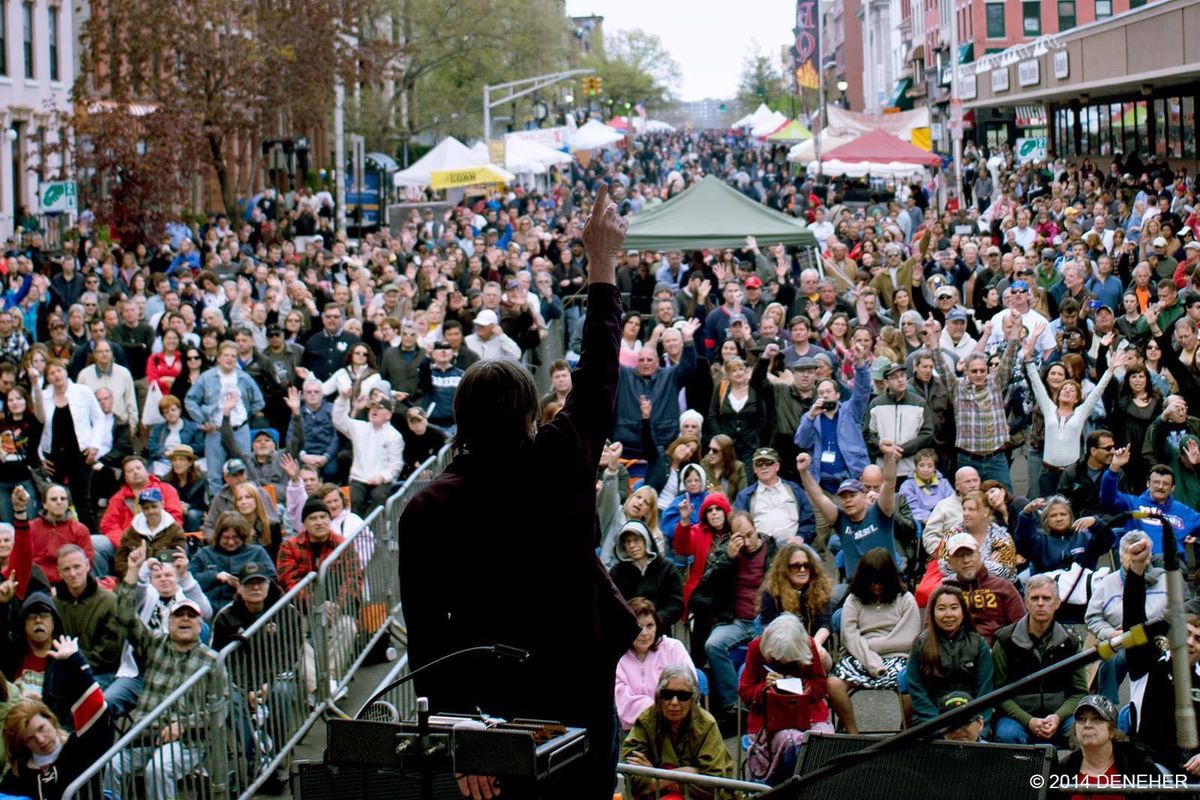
[564,0,794,102]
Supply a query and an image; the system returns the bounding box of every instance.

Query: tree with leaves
[736,43,792,115]
[586,29,681,113]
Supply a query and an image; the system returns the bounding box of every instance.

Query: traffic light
[582,77,596,95]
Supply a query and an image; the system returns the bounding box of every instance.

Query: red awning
[821,129,942,166]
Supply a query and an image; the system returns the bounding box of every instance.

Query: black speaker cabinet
[790,733,1053,800]
[294,760,464,800]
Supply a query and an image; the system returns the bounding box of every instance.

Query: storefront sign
[960,73,977,100]
[1016,137,1047,164]
[1018,60,1040,87]
[1053,50,1069,80]
[991,67,1010,93]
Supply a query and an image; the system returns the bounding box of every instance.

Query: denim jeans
[992,713,1074,747]
[111,741,204,800]
[705,618,756,713]
[956,450,1012,492]
[0,479,38,523]
[205,425,251,497]
[1095,651,1127,704]
[91,535,116,578]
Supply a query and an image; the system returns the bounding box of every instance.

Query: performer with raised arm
[399,183,638,800]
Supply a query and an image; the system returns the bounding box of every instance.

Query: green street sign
[40,181,77,214]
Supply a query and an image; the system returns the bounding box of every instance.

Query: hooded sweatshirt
[0,591,80,731]
[673,493,732,610]
[115,511,186,580]
[28,513,93,585]
[608,521,684,628]
[659,463,709,550]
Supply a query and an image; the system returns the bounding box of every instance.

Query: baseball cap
[382,283,401,294]
[266,324,284,337]
[237,562,271,584]
[836,479,866,496]
[871,356,891,382]
[1075,694,1116,722]
[253,428,279,445]
[794,356,818,370]
[946,308,968,322]
[985,246,1001,256]
[369,396,395,413]
[137,487,164,505]
[811,352,834,368]
[744,276,763,289]
[474,309,499,327]
[1095,304,1115,315]
[938,691,975,714]
[935,286,956,299]
[882,363,908,379]
[1010,279,1030,292]
[1185,241,1200,252]
[170,598,204,617]
[223,458,247,476]
[729,313,748,326]
[432,340,452,351]
[1153,236,1168,247]
[946,532,979,554]
[752,447,780,464]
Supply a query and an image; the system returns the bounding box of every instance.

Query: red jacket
[275,530,359,607]
[98,477,183,546]
[673,494,732,611]
[738,635,830,735]
[29,515,93,584]
[145,351,184,393]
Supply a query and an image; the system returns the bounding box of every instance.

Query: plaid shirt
[275,530,361,608]
[116,583,225,725]
[939,339,1019,455]
[0,331,29,362]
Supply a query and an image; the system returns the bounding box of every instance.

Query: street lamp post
[836,80,849,109]
[483,69,595,142]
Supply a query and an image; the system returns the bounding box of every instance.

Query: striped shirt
[939,339,1019,455]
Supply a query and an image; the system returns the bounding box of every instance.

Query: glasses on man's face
[1094,443,1116,452]
[753,459,776,468]
[968,367,988,375]
[1011,289,1028,295]
[660,689,693,703]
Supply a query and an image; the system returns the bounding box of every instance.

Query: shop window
[1183,96,1196,159]
[1153,98,1167,155]
[1058,1,1076,30]
[1110,103,1124,158]
[1099,104,1111,155]
[1168,97,1183,158]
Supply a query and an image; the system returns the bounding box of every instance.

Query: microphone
[355,643,530,719]
[1155,515,1198,750]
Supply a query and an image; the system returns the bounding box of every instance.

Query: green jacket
[1145,421,1200,510]
[55,576,123,675]
[621,705,734,799]
[992,617,1088,726]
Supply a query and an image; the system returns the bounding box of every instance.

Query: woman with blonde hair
[232,481,281,561]
[649,432,702,507]
[598,443,670,565]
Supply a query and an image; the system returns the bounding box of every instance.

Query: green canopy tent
[623,175,817,251]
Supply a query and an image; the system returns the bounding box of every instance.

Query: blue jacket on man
[1099,469,1200,556]
[733,480,817,544]
[793,362,872,486]
[286,400,339,464]
[612,341,697,453]
[184,367,265,426]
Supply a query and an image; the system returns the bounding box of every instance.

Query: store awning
[957,42,974,65]
[429,163,514,189]
[1015,104,1047,127]
[885,78,914,111]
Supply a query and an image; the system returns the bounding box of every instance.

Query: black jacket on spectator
[302,330,361,382]
[399,283,638,799]
[608,528,684,629]
[381,346,426,406]
[707,383,769,466]
[691,537,779,625]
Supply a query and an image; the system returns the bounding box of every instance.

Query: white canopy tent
[732,103,773,129]
[750,110,789,138]
[503,135,572,174]
[804,159,930,180]
[571,119,625,151]
[786,128,859,163]
[393,136,488,187]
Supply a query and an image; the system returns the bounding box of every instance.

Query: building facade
[0,0,74,242]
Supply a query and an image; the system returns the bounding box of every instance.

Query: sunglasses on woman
[660,689,693,702]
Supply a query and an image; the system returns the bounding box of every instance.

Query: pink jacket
[614,635,696,730]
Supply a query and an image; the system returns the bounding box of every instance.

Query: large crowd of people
[0,127,1197,797]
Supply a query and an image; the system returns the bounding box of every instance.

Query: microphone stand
[758,621,1169,798]
[1152,512,1199,750]
[355,643,529,719]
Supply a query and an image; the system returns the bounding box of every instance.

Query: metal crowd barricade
[62,659,231,800]
[617,763,770,798]
[217,573,320,799]
[313,446,449,704]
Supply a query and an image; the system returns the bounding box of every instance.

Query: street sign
[40,181,77,214]
[948,99,964,134]
[1016,137,1047,164]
